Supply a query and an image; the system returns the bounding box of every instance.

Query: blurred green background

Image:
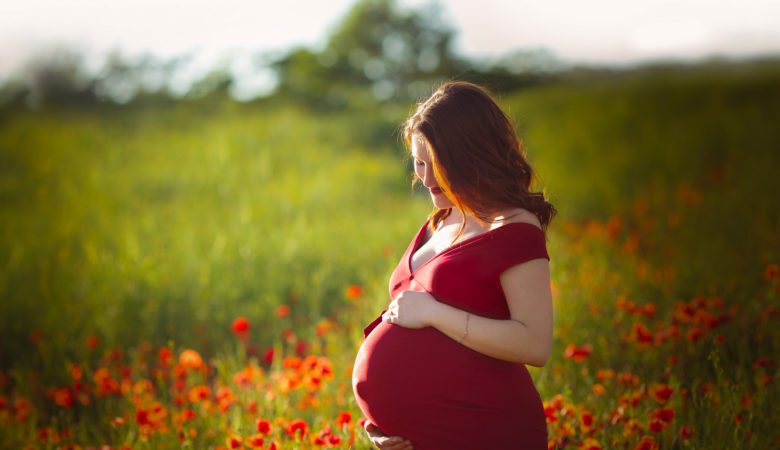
[0,0,779,447]
[1,0,778,375]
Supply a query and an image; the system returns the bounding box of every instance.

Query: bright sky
[2,0,779,98]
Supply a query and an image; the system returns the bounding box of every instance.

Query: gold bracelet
[458,312,470,344]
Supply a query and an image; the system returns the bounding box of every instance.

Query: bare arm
[383,258,553,366]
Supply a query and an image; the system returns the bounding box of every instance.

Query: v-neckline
[407,219,542,275]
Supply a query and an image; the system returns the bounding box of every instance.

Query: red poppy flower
[679,425,693,440]
[764,263,779,281]
[631,323,654,344]
[634,436,659,450]
[226,435,242,449]
[563,343,592,362]
[336,411,351,427]
[263,347,275,365]
[246,434,264,448]
[295,340,308,357]
[285,419,308,440]
[650,383,673,404]
[85,335,99,349]
[649,418,666,433]
[256,418,272,435]
[651,408,675,423]
[231,317,250,337]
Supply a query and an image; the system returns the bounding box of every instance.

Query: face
[411,135,455,209]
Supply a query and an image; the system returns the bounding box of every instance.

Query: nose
[422,164,437,188]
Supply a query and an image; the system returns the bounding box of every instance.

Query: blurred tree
[93,51,182,104]
[18,47,98,108]
[0,0,564,110]
[268,0,471,109]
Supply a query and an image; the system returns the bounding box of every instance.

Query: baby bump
[352,322,547,443]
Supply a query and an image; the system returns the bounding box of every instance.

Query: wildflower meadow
[1,62,778,449]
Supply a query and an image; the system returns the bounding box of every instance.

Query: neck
[443,207,516,228]
[442,208,487,229]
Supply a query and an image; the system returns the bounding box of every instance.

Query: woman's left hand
[381,288,439,329]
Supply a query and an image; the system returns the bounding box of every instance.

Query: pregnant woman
[352,81,557,450]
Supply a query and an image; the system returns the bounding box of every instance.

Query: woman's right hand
[364,420,413,450]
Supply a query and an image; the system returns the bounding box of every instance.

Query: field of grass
[0,61,778,449]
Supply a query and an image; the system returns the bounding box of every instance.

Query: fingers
[364,421,413,449]
[373,435,413,450]
[382,301,400,324]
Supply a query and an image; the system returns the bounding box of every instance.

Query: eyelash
[414,159,425,166]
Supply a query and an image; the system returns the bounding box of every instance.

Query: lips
[430,187,443,195]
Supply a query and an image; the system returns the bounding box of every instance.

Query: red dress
[352,219,550,450]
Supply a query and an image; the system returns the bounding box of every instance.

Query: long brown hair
[402,80,556,241]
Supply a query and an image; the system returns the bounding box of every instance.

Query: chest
[410,227,484,273]
[395,230,510,319]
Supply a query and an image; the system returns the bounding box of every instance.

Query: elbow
[522,341,552,367]
[527,353,550,368]
[510,322,553,366]
[509,348,550,367]
[511,354,547,367]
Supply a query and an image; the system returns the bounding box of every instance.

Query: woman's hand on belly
[382,290,439,329]
[365,420,414,450]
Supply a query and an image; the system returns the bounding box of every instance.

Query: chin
[432,198,455,209]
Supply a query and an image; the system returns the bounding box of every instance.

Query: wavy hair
[402,80,556,241]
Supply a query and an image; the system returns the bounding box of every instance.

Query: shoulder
[495,208,543,231]
[489,208,550,265]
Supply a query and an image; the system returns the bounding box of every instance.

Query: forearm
[429,301,550,366]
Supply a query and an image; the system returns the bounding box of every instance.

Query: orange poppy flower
[53,388,73,408]
[579,437,602,450]
[276,304,290,318]
[345,284,363,299]
[188,386,211,403]
[179,349,203,370]
[596,369,615,381]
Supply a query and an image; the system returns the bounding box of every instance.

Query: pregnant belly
[352,322,547,449]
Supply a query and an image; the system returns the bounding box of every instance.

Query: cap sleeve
[487,223,550,276]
